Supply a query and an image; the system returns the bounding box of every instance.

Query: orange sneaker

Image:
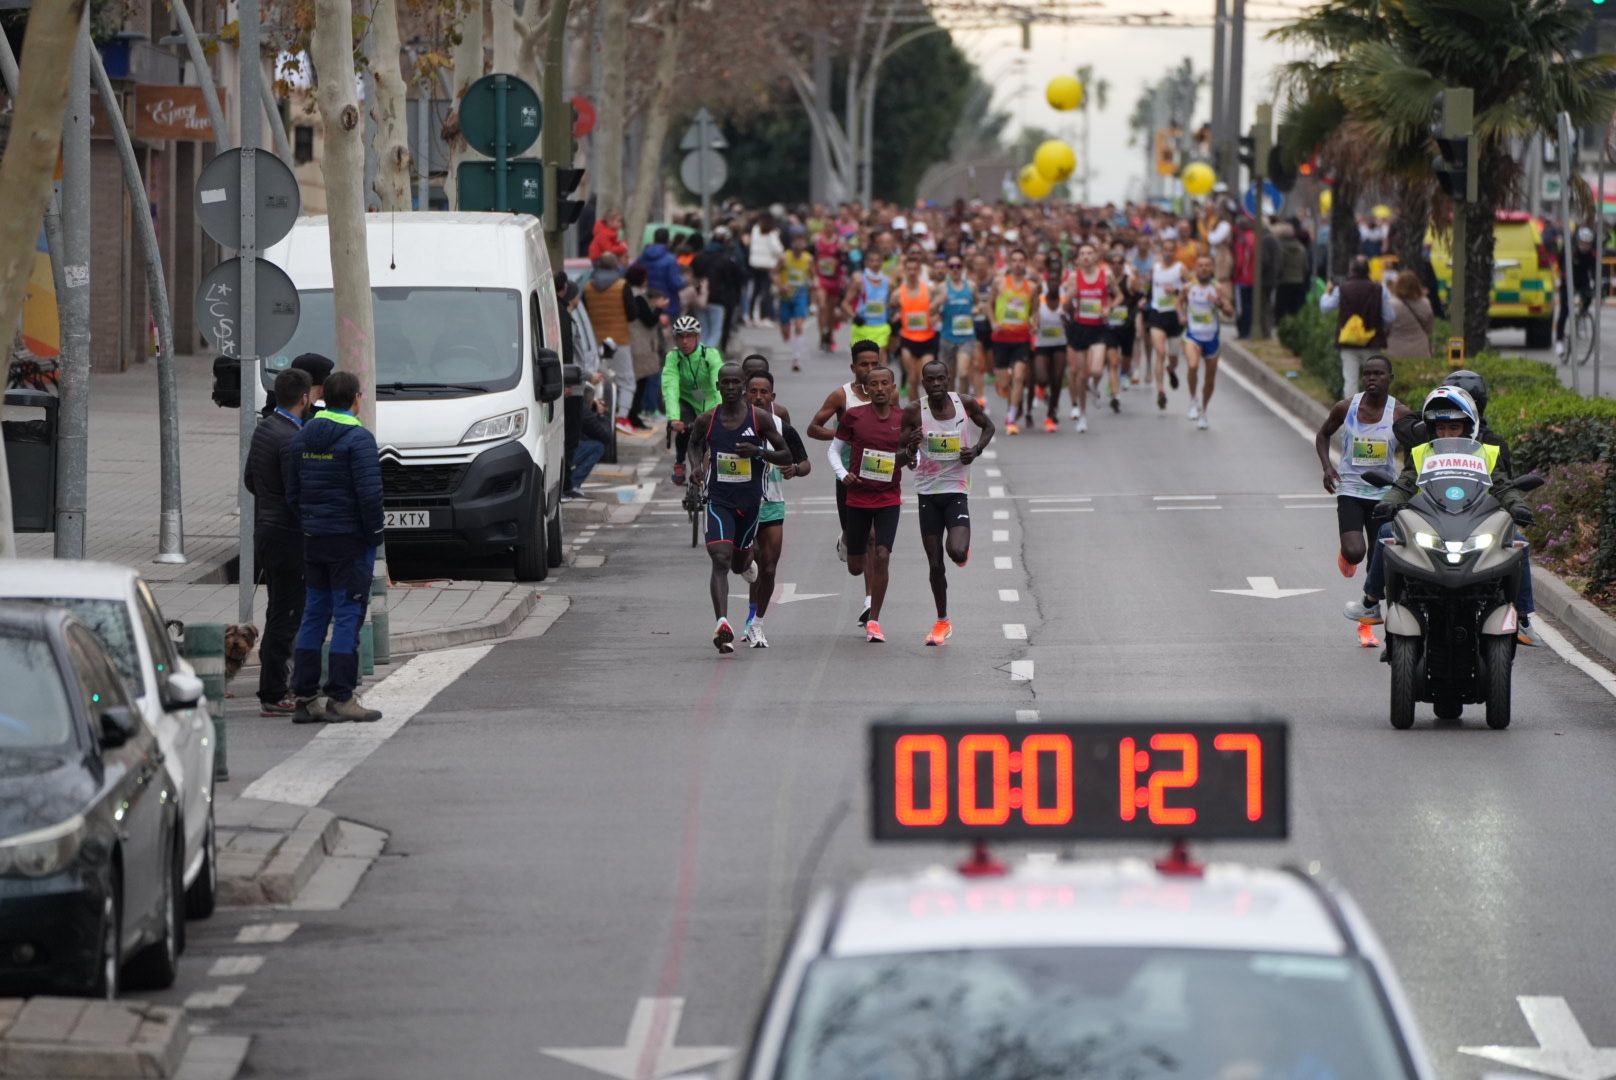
[1034,385,1047,400]
[1006,421,1021,436]
[1043,417,1058,433]
[1357,623,1381,648]
[925,619,954,646]
[866,620,886,643]
[1337,552,1357,578]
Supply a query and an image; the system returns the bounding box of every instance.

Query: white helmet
[1420,385,1479,438]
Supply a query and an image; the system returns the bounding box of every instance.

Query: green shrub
[1522,461,1608,582]
[1492,392,1616,471]
[1277,305,1343,398]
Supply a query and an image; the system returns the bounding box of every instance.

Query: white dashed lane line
[1003,624,1028,640]
[208,956,266,978]
[235,922,298,944]
[999,589,1020,602]
[992,510,1010,520]
[992,530,1010,542]
[994,557,1013,570]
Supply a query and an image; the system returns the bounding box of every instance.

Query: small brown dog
[224,623,259,682]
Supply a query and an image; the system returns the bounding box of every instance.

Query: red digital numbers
[1020,733,1074,825]
[958,734,1012,826]
[894,732,1076,828]
[1213,732,1263,821]
[1119,733,1199,825]
[894,733,948,826]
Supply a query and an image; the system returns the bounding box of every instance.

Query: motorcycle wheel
[1482,634,1515,730]
[1388,635,1418,730]
[1433,696,1463,721]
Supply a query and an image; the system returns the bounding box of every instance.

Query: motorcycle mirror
[1362,469,1396,488]
[1512,475,1545,493]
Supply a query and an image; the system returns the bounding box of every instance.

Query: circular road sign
[460,74,543,158]
[195,148,302,250]
[680,149,727,197]
[195,257,301,359]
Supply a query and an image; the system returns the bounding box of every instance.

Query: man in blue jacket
[283,371,384,723]
[637,227,687,317]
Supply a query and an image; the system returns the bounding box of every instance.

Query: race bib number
[1078,296,1104,320]
[1351,437,1389,468]
[715,452,752,483]
[818,257,839,277]
[951,314,975,336]
[926,432,961,461]
[1039,322,1065,345]
[1190,307,1216,330]
[1003,297,1029,324]
[905,310,929,332]
[860,447,897,482]
[787,267,808,287]
[1107,306,1128,327]
[864,300,886,320]
[1153,287,1176,312]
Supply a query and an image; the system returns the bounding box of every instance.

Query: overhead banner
[133,85,226,142]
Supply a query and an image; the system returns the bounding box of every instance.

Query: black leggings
[750,267,777,322]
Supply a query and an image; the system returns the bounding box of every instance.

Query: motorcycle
[1362,438,1543,731]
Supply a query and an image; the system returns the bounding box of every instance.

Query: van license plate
[385,510,431,529]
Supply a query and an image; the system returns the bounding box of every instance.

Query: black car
[0,604,182,998]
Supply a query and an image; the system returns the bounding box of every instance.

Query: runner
[1033,267,1068,432]
[968,251,996,405]
[1104,244,1140,402]
[895,255,938,403]
[989,247,1037,435]
[1146,235,1186,414]
[1179,253,1236,430]
[775,229,814,372]
[828,365,911,643]
[900,358,995,645]
[743,369,812,649]
[660,315,722,486]
[813,228,846,352]
[1062,241,1112,430]
[843,259,894,360]
[1314,354,1406,647]
[807,340,882,623]
[686,362,791,653]
[934,254,978,395]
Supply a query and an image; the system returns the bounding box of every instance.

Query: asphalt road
[155,326,1616,1079]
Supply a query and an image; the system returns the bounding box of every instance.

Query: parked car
[0,561,217,920]
[0,604,186,998]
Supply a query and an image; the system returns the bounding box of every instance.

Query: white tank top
[914,392,971,496]
[763,406,784,503]
[1337,393,1400,500]
[1035,295,1066,348]
[1151,262,1185,312]
[1185,281,1221,342]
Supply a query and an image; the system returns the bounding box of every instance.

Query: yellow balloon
[1372,204,1393,221]
[1319,189,1334,214]
[1019,164,1053,201]
[1046,75,1085,112]
[1181,162,1216,198]
[1033,140,1077,183]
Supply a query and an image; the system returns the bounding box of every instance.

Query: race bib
[864,300,886,320]
[818,257,839,277]
[1190,307,1216,330]
[1078,296,1104,320]
[1351,437,1389,468]
[1107,306,1128,327]
[787,267,808,287]
[1038,322,1065,345]
[926,432,961,461]
[905,310,929,332]
[1003,297,1029,324]
[951,314,974,336]
[1152,287,1176,312]
[860,447,896,482]
[715,452,752,483]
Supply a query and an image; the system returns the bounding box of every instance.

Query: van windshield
[264,287,524,398]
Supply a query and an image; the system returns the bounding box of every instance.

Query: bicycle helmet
[672,314,702,336]
[1441,369,1488,420]
[1420,385,1479,438]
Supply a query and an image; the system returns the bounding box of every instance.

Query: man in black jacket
[245,367,312,716]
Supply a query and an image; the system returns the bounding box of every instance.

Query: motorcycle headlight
[461,409,529,445]
[1415,530,1495,564]
[1414,532,1443,551]
[0,815,85,878]
[1463,532,1495,553]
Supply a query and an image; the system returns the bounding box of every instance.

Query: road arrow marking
[1460,996,1616,1080]
[1211,576,1323,600]
[541,997,732,1080]
[776,583,835,604]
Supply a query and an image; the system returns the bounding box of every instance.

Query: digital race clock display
[870,721,1288,841]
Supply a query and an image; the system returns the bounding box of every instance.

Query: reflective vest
[1411,442,1499,474]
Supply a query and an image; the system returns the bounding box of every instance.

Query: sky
[949,1,1309,204]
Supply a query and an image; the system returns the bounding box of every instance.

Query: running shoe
[714,618,735,653]
[925,619,953,646]
[740,560,759,583]
[1006,421,1021,435]
[835,536,847,563]
[1343,598,1383,625]
[866,620,886,643]
[1168,369,1180,390]
[749,623,770,649]
[857,603,873,627]
[1043,417,1058,433]
[672,462,687,486]
[791,360,802,373]
[1356,623,1381,648]
[1517,617,1540,647]
[1110,395,1120,413]
[615,417,636,435]
[1034,385,1046,400]
[1186,403,1201,421]
[1120,374,1132,391]
[1070,405,1081,421]
[259,696,296,717]
[1196,412,1209,431]
[1075,414,1088,433]
[1337,552,1357,579]
[1157,391,1167,411]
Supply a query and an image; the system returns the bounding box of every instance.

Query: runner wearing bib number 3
[1179,254,1236,430]
[828,367,914,644]
[687,363,792,653]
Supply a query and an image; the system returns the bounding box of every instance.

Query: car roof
[0,559,138,602]
[826,856,1347,958]
[0,600,72,637]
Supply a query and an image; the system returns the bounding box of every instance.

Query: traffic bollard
[359,622,375,677]
[371,554,391,666]
[182,622,229,781]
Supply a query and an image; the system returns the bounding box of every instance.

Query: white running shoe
[1075,414,1088,433]
[740,560,759,583]
[1186,403,1201,421]
[1070,405,1081,421]
[749,624,770,648]
[1196,411,1209,430]
[1555,340,1566,358]
[1120,374,1132,391]
[835,536,847,564]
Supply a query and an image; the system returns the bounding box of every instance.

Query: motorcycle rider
[1346,386,1533,626]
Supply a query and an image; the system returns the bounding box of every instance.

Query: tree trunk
[369,0,412,211]
[313,0,377,428]
[1461,146,1506,356]
[491,0,518,75]
[516,0,547,87]
[444,0,485,210]
[595,0,627,217]
[625,1,679,254]
[1329,176,1359,280]
[0,0,86,558]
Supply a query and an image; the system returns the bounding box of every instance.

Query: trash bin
[3,389,58,533]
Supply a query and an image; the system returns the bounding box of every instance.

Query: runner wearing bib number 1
[1178,254,1236,430]
[901,360,996,646]
[686,363,792,653]
[828,366,913,644]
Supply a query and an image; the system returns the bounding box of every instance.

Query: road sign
[1543,173,1563,201]
[195,148,301,249]
[1244,179,1283,218]
[459,73,542,158]
[457,158,544,215]
[196,257,301,358]
[680,149,727,197]
[679,107,728,151]
[570,95,596,139]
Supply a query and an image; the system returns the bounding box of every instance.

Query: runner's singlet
[1151,262,1186,312]
[1337,393,1401,500]
[992,276,1036,342]
[858,271,891,324]
[915,392,971,496]
[705,406,764,507]
[1035,295,1066,350]
[1068,266,1110,326]
[898,282,935,341]
[1185,281,1221,344]
[941,280,976,344]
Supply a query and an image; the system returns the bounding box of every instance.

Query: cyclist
[1556,226,1598,362]
[660,315,722,487]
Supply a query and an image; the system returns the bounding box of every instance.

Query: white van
[261,213,568,580]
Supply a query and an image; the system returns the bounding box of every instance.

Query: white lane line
[184,985,247,1010]
[1284,504,1335,510]
[1010,660,1034,682]
[1220,361,1318,442]
[235,922,298,944]
[1278,493,1331,499]
[209,956,265,978]
[985,467,1003,477]
[1158,505,1223,511]
[994,556,1013,570]
[241,641,504,808]
[1029,496,1092,503]
[1003,623,1028,640]
[1534,622,1616,700]
[1154,494,1217,501]
[989,485,1007,498]
[1031,507,1094,514]
[998,589,1020,602]
[1015,709,1040,722]
[982,450,998,460]
[992,510,1010,520]
[992,529,1010,542]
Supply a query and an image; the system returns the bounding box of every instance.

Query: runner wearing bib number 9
[1179,254,1236,430]
[687,362,793,654]
[828,366,913,644]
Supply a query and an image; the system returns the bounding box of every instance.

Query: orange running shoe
[1006,421,1021,435]
[866,620,886,643]
[1337,552,1357,578]
[1034,385,1046,400]
[925,619,954,646]
[1043,417,1058,433]
[1357,623,1381,648]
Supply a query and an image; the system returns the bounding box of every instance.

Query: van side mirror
[98,706,138,749]
[1512,475,1544,493]
[536,348,564,403]
[1362,470,1396,488]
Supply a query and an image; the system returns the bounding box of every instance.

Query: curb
[0,998,188,1078]
[217,804,340,907]
[1224,338,1616,668]
[388,586,540,654]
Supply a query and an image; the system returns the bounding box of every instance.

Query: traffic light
[550,165,586,228]
[1268,145,1296,192]
[1430,88,1477,203]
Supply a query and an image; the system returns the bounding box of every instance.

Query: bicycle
[682,472,706,548]
[1572,298,1596,368]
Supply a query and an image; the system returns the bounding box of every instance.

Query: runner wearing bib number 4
[687,363,793,653]
[901,360,995,646]
[1179,254,1236,430]
[829,367,913,643]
